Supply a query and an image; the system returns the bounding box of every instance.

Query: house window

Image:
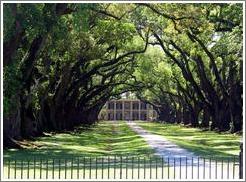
[108,102,114,109]
[116,102,122,109]
[132,102,139,110]
[132,112,139,120]
[141,102,147,109]
[124,102,130,109]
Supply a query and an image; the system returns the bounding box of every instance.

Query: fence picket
[114,156,116,179]
[221,159,223,179]
[8,159,10,179]
[21,160,23,179]
[14,159,17,179]
[52,159,54,179]
[3,155,240,180]
[39,159,43,179]
[174,157,176,179]
[150,156,152,179]
[77,158,79,179]
[34,158,36,179]
[155,157,158,179]
[71,158,73,179]
[191,157,193,179]
[215,159,217,179]
[144,157,146,179]
[89,157,91,179]
[65,159,67,179]
[102,157,104,179]
[131,156,134,179]
[83,157,85,179]
[227,159,229,179]
[203,158,205,179]
[198,157,199,179]
[108,156,110,179]
[120,156,122,179]
[58,159,61,179]
[161,157,164,179]
[185,157,187,179]
[46,159,48,179]
[167,157,170,179]
[179,157,181,179]
[126,156,128,179]
[27,159,30,179]
[138,156,140,179]
[209,157,211,179]
[95,157,97,179]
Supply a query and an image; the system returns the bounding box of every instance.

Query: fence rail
[3,155,241,180]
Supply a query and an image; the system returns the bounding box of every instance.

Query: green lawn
[3,121,154,160]
[137,121,241,158]
[4,120,241,159]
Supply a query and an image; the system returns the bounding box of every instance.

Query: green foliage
[3,63,21,115]
[94,20,136,47]
[19,4,47,40]
[134,46,177,104]
[72,4,93,32]
[3,4,15,41]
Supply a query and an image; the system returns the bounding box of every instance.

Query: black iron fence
[3,155,241,180]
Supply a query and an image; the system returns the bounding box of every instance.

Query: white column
[138,100,141,120]
[130,100,133,121]
[105,101,108,120]
[146,104,149,121]
[114,101,116,121]
[122,101,124,120]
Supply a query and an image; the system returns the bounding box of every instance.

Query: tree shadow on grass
[4,121,154,160]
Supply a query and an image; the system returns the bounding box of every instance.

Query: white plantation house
[99,98,158,121]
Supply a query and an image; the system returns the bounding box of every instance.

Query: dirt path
[126,121,196,158]
[126,121,239,179]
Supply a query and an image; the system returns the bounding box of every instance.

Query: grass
[137,121,241,158]
[3,121,155,160]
